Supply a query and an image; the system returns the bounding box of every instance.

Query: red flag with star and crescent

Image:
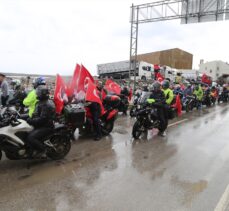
[54,74,68,114]
[85,79,104,114]
[105,79,121,95]
[66,64,81,97]
[77,65,94,93]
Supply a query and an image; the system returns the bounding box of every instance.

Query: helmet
[143,85,148,92]
[152,81,161,91]
[33,77,46,88]
[149,84,154,92]
[36,86,49,101]
[195,84,199,90]
[162,80,170,89]
[187,83,191,88]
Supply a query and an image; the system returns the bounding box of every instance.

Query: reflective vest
[193,86,203,101]
[163,88,174,105]
[23,89,38,117]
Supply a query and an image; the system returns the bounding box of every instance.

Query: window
[210,69,212,73]
[142,66,151,71]
[205,67,207,70]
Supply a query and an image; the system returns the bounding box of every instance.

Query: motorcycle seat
[54,123,66,130]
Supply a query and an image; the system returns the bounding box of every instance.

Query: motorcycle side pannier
[103,95,120,108]
[64,104,86,126]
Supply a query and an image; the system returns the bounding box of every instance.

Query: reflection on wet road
[1,104,229,211]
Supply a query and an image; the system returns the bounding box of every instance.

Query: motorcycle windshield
[139,92,151,104]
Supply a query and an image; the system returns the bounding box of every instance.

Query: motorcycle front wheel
[46,134,71,160]
[132,121,145,139]
[101,120,114,135]
[130,107,135,117]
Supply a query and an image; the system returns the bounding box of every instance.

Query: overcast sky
[1,0,229,76]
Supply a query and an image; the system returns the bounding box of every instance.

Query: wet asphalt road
[1,104,229,211]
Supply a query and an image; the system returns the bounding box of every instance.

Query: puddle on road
[171,176,208,207]
[113,127,128,134]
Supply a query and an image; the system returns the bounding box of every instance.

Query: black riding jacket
[149,90,166,108]
[27,100,56,128]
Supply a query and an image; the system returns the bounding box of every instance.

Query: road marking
[215,184,229,211]
[168,119,188,127]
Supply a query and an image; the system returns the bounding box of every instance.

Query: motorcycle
[132,103,160,139]
[63,95,120,137]
[202,89,212,107]
[218,88,228,103]
[130,94,140,117]
[183,95,197,112]
[117,94,129,115]
[0,107,71,160]
[130,92,151,118]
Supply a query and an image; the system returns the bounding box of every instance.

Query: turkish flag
[77,65,94,93]
[54,74,68,114]
[105,79,121,95]
[85,79,104,114]
[173,95,182,116]
[66,64,81,97]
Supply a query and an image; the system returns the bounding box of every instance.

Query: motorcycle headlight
[137,105,141,109]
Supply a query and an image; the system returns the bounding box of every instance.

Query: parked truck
[97,60,177,81]
[97,60,154,80]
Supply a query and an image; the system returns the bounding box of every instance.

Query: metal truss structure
[129,0,229,90]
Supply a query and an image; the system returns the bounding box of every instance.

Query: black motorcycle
[218,89,229,103]
[117,94,129,115]
[132,104,160,139]
[130,92,151,117]
[202,89,213,107]
[183,95,197,112]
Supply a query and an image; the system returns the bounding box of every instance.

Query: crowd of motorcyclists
[1,72,229,160]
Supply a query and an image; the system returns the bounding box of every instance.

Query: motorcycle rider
[27,86,56,157]
[148,81,168,137]
[23,77,46,117]
[184,83,193,97]
[97,81,107,101]
[210,86,218,105]
[193,84,203,109]
[88,81,103,141]
[0,73,9,107]
[162,80,174,105]
[9,83,27,110]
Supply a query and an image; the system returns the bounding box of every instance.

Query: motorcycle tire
[46,134,71,160]
[132,121,144,139]
[130,108,135,117]
[101,120,114,136]
[0,150,2,160]
[185,104,190,113]
[5,152,21,160]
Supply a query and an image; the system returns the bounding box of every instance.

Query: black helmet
[194,84,199,90]
[36,86,49,101]
[162,80,170,89]
[152,81,161,91]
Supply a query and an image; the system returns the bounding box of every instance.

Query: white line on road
[168,119,188,127]
[215,184,229,211]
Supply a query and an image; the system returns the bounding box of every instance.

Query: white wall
[199,61,229,81]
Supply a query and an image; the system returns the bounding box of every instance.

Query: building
[199,60,229,81]
[135,48,193,69]
[97,48,193,79]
